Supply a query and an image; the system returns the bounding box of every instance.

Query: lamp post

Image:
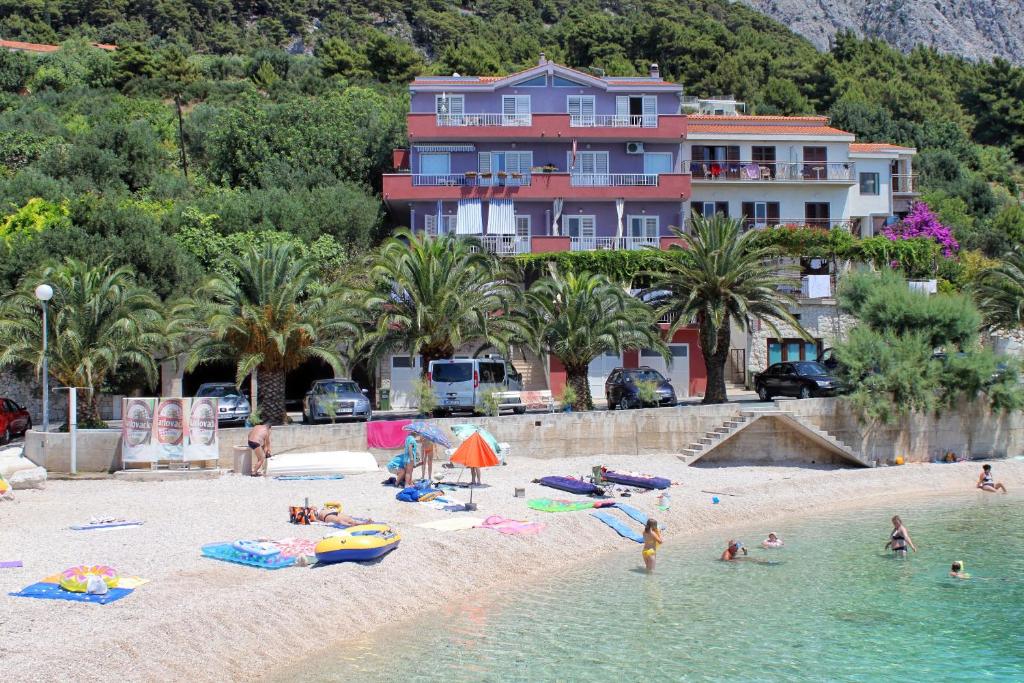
[34,284,53,432]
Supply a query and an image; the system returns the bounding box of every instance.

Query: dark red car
[0,398,31,443]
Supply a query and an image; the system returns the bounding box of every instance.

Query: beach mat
[70,520,144,530]
[537,476,600,496]
[201,543,296,569]
[477,515,544,535]
[416,517,485,531]
[590,510,643,543]
[274,475,345,481]
[1,560,23,568]
[11,581,133,604]
[613,503,665,530]
[528,498,615,513]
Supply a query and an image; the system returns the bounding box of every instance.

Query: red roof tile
[688,122,852,136]
[849,142,915,152]
[687,114,829,122]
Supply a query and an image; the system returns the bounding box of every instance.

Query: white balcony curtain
[456,199,483,235]
[551,198,564,236]
[615,198,625,238]
[486,199,516,235]
[435,200,444,235]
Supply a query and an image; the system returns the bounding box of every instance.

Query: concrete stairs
[679,407,870,467]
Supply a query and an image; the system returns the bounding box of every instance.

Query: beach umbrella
[451,424,501,458]
[449,431,500,509]
[403,421,452,448]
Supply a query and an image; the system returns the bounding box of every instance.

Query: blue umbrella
[403,421,452,448]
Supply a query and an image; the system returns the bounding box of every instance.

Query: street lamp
[34,283,53,432]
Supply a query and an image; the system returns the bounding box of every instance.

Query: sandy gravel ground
[1,454,1021,682]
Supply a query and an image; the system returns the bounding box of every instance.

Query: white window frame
[435,94,464,117]
[754,201,768,228]
[424,213,457,235]
[567,95,595,125]
[515,215,531,237]
[501,95,531,125]
[565,215,596,239]
[701,201,716,217]
[478,151,533,185]
[419,152,451,176]
[627,215,659,238]
[569,151,610,184]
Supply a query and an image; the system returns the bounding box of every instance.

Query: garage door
[389,355,421,409]
[588,351,623,402]
[640,344,689,398]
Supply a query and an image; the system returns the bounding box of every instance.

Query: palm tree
[0,258,165,425]
[650,215,807,404]
[526,268,666,411]
[172,243,361,425]
[975,248,1024,332]
[362,230,526,373]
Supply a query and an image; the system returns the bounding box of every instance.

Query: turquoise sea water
[296,494,1023,682]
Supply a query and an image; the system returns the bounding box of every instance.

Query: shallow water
[294,493,1023,682]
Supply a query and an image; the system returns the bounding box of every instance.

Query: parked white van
[427,356,525,416]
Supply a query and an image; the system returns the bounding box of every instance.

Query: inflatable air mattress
[602,471,671,490]
[201,543,296,569]
[265,451,378,477]
[538,476,600,496]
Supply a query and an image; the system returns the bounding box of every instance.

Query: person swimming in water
[761,532,784,549]
[884,515,917,557]
[641,518,663,572]
[949,561,970,579]
[977,464,1008,493]
[721,539,748,561]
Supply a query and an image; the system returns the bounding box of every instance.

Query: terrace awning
[486,199,515,235]
[456,199,483,234]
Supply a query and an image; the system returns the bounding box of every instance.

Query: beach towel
[396,486,443,502]
[477,515,544,535]
[274,475,345,481]
[271,538,319,558]
[590,510,643,543]
[420,497,467,512]
[11,581,134,604]
[366,419,413,449]
[1,560,23,568]
[70,518,144,530]
[416,517,485,531]
[527,498,615,513]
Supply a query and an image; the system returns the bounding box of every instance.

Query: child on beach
[949,561,970,579]
[642,519,663,572]
[977,464,1008,493]
[761,532,784,548]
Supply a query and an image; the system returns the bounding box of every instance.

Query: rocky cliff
[738,0,1024,64]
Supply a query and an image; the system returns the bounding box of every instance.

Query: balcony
[741,219,853,231]
[478,235,532,256]
[687,161,856,183]
[569,236,659,251]
[383,171,691,202]
[892,174,919,194]
[407,112,687,141]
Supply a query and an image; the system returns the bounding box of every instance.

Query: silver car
[302,379,372,424]
[195,382,251,425]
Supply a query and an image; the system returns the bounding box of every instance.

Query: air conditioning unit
[625,141,644,154]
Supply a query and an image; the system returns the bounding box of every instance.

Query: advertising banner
[185,397,219,461]
[155,398,186,461]
[121,398,156,463]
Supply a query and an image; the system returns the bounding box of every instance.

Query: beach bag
[288,506,316,525]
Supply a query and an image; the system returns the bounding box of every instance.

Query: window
[432,94,464,116]
[478,362,506,384]
[515,215,531,237]
[804,202,830,228]
[859,172,880,195]
[569,151,609,183]
[318,381,360,395]
[752,146,776,178]
[802,146,827,179]
[478,151,533,185]
[767,338,822,365]
[741,201,780,229]
[643,153,673,175]
[392,356,413,368]
[501,95,530,124]
[565,215,596,245]
[432,362,473,383]
[568,95,595,125]
[419,152,450,176]
[693,201,729,218]
[425,213,456,235]
[627,215,659,239]
[615,95,657,126]
[518,75,547,87]
[553,75,586,87]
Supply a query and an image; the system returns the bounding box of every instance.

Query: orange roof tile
[849,142,915,152]
[688,123,852,136]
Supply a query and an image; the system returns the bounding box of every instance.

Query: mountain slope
[738,0,1024,64]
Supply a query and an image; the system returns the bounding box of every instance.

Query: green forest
[1,0,1024,299]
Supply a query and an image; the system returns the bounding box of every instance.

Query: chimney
[649,63,660,79]
[539,52,546,65]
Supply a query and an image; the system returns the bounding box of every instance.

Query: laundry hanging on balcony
[456,199,483,234]
[615,198,625,238]
[486,199,516,235]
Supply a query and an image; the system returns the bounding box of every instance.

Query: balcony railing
[435,113,532,127]
[892,174,919,193]
[570,173,659,187]
[478,235,532,256]
[411,173,532,187]
[687,161,856,182]
[569,236,659,251]
[569,114,658,128]
[739,219,853,231]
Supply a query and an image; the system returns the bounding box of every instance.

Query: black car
[302,379,372,424]
[605,367,677,410]
[754,361,842,400]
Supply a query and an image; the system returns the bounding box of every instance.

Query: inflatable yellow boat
[315,524,400,563]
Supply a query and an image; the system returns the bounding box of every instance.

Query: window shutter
[515,215,530,237]
[478,152,491,175]
[595,152,609,175]
[715,202,729,217]
[645,216,658,236]
[568,96,581,117]
[582,97,594,118]
[642,96,657,126]
[425,214,437,234]
[616,96,628,117]
[581,216,595,237]
[502,96,517,116]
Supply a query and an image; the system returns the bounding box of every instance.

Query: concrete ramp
[679,408,870,468]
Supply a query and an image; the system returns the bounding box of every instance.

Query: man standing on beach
[247,423,272,476]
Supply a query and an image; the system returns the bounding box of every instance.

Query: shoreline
[2,456,1021,682]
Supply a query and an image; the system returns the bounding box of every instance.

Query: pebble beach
[2,455,1021,682]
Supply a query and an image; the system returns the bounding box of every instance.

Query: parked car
[605,367,677,410]
[427,356,525,416]
[195,382,251,425]
[754,361,843,400]
[302,379,372,424]
[0,398,31,443]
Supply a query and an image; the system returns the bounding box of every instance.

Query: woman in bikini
[884,515,917,557]
[313,505,373,527]
[977,464,1008,493]
[642,519,663,572]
